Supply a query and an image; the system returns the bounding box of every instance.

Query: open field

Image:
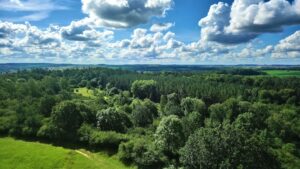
[74,88,98,98]
[263,70,300,77]
[0,137,134,169]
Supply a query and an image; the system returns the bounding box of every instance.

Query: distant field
[0,137,134,169]
[263,70,300,77]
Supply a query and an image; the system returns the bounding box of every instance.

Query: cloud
[272,31,300,58]
[59,19,114,46]
[60,20,94,41]
[0,21,28,38]
[199,2,257,44]
[2,18,299,64]
[0,21,61,49]
[8,12,50,22]
[81,0,173,28]
[199,0,300,44]
[0,20,245,64]
[163,31,175,41]
[0,0,68,21]
[165,39,182,49]
[150,22,174,32]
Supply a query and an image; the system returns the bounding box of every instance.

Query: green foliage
[163,93,183,116]
[273,143,300,169]
[50,101,84,139]
[209,98,253,123]
[78,124,129,149]
[0,67,299,169]
[118,138,166,169]
[97,108,132,133]
[131,80,159,101]
[39,95,56,117]
[38,101,95,140]
[180,97,206,116]
[267,108,300,142]
[155,115,184,156]
[259,89,297,105]
[181,111,203,138]
[131,99,158,127]
[180,123,280,169]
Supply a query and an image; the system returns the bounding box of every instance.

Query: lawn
[0,137,134,169]
[263,70,300,77]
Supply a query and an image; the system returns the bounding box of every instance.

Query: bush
[118,138,166,169]
[78,124,129,149]
[0,115,15,134]
[89,130,129,149]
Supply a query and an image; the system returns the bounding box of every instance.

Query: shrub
[78,124,129,149]
[118,138,166,169]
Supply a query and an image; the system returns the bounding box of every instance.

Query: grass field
[263,70,300,77]
[0,137,134,169]
[74,88,99,98]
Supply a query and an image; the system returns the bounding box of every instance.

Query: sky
[0,0,300,65]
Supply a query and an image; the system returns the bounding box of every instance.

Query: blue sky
[0,0,300,64]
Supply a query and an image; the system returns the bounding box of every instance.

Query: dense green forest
[0,67,299,169]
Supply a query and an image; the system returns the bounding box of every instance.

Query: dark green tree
[96,108,132,133]
[131,80,159,101]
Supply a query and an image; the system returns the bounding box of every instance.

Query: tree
[209,103,226,122]
[164,93,183,116]
[118,138,166,169]
[209,98,250,123]
[39,95,56,117]
[182,111,203,138]
[50,101,84,139]
[96,108,132,133]
[160,95,168,113]
[180,97,206,116]
[131,99,158,127]
[267,108,300,142]
[131,80,159,101]
[180,124,279,169]
[155,115,184,156]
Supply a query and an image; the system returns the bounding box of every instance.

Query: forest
[0,67,299,169]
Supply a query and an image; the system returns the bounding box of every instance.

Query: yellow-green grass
[0,137,135,169]
[263,70,300,77]
[74,88,98,98]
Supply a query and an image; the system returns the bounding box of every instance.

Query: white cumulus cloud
[150,22,174,32]
[272,31,300,58]
[81,0,173,28]
[199,0,300,44]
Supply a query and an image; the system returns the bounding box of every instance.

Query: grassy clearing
[263,70,300,77]
[0,137,134,169]
[74,88,99,98]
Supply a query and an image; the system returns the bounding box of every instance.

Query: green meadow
[264,70,300,77]
[0,137,134,169]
